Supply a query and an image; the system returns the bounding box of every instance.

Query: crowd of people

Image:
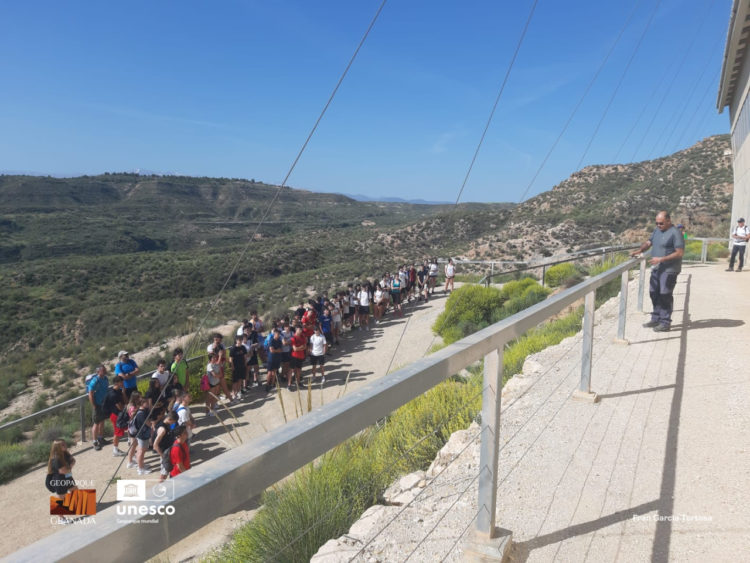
[61,258,456,485]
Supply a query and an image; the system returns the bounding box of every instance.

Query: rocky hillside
[373,134,732,262]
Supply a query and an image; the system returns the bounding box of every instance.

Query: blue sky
[0,0,732,203]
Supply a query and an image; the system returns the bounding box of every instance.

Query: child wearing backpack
[169,425,191,478]
[154,411,178,482]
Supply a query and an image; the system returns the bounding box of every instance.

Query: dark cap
[739,218,745,223]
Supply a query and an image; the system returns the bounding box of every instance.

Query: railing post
[79,397,86,443]
[615,270,629,343]
[637,258,646,312]
[701,239,708,263]
[541,265,546,287]
[573,291,599,402]
[467,346,512,561]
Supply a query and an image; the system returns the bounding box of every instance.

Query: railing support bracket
[464,527,513,562]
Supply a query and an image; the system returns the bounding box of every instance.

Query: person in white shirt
[728,217,750,272]
[357,284,371,331]
[308,325,328,384]
[444,258,455,293]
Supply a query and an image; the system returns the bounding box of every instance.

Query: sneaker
[127,461,138,469]
[726,267,734,271]
[321,376,326,384]
[253,381,259,387]
[642,320,659,328]
[93,440,102,451]
[98,437,107,445]
[653,324,670,332]
[738,268,743,272]
[137,468,152,476]
[112,448,126,457]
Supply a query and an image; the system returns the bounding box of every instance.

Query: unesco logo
[116,479,175,502]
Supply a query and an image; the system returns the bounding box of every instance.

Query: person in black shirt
[104,375,127,457]
[229,336,247,402]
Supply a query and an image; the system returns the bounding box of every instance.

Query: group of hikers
[49,257,457,499]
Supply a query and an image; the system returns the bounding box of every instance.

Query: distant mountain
[342,193,452,205]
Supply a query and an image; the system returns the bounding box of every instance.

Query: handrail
[0,355,206,440]
[9,255,649,563]
[478,243,641,286]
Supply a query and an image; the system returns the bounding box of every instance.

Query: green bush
[0,444,27,484]
[707,242,729,261]
[433,282,550,345]
[215,375,482,563]
[544,263,579,288]
[432,285,505,345]
[683,240,703,261]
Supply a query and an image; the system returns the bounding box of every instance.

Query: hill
[372,135,732,261]
[0,135,733,412]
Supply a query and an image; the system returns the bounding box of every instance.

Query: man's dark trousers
[649,269,678,327]
[729,244,745,270]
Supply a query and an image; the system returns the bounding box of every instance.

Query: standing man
[87,365,110,451]
[631,211,684,332]
[727,217,749,272]
[115,351,139,399]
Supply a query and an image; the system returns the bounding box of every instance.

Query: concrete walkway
[321,263,750,562]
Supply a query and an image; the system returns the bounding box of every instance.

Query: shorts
[391,292,401,305]
[110,413,125,437]
[281,352,291,364]
[310,355,325,367]
[160,458,169,477]
[232,366,246,382]
[333,320,342,330]
[291,356,305,369]
[358,305,369,315]
[137,438,149,450]
[268,355,281,371]
[247,355,258,366]
[92,404,107,424]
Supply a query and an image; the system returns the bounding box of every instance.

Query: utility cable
[518,2,641,202]
[575,0,659,171]
[631,0,718,162]
[454,0,538,205]
[182,0,389,358]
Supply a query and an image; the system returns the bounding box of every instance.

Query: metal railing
[0,355,206,443]
[477,244,640,287]
[10,254,651,562]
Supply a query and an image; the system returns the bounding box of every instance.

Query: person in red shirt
[301,303,317,331]
[169,425,191,478]
[289,326,307,390]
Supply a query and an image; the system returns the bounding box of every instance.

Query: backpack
[128,416,138,437]
[161,441,182,474]
[115,409,130,430]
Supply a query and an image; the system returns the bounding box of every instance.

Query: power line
[182,0,389,357]
[518,2,641,203]
[575,0,660,171]
[454,0,539,205]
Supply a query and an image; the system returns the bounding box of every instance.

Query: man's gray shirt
[649,226,684,274]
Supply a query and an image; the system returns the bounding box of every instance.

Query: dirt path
[0,292,451,560]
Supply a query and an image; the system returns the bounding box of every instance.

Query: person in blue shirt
[87,364,110,451]
[115,351,140,399]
